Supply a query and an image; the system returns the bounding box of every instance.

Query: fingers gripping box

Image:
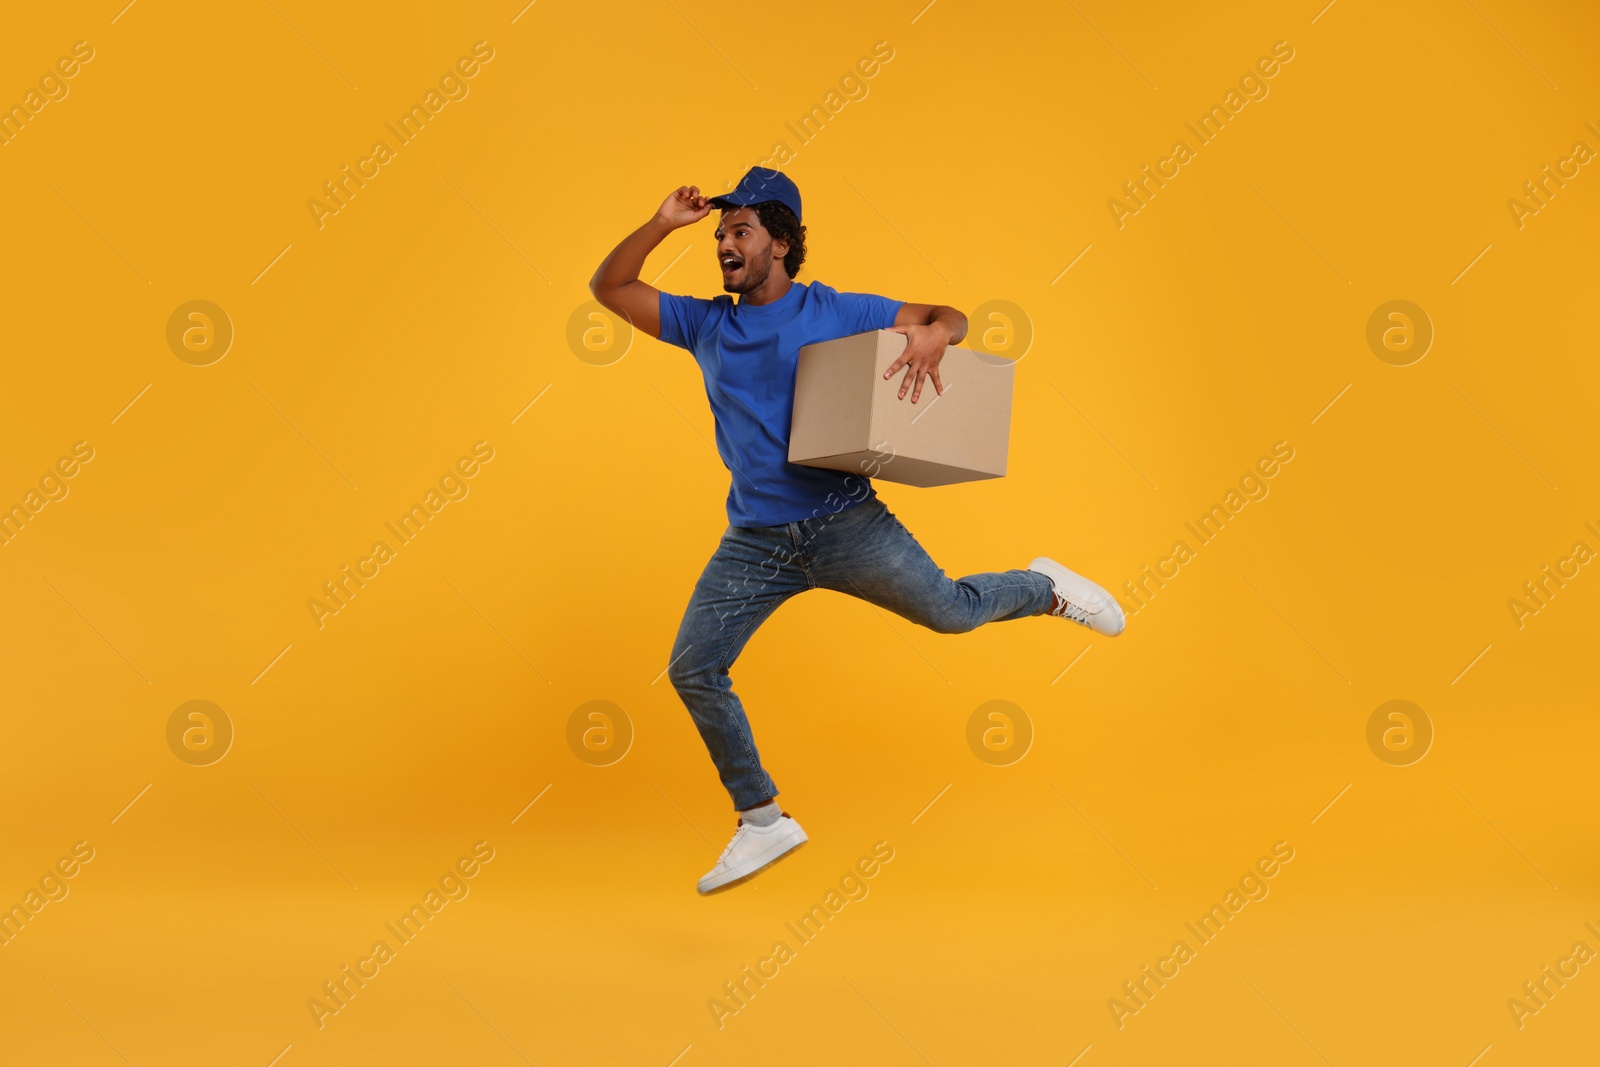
[788,330,1014,487]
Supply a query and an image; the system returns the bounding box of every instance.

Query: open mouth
[720,255,743,274]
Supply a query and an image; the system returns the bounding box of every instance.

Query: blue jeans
[668,494,1054,811]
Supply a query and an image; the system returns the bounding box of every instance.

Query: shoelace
[714,820,748,866]
[1048,593,1096,624]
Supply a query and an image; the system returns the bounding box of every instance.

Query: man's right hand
[591,187,712,338]
[656,185,713,229]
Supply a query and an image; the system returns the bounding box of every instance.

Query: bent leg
[811,498,1052,634]
[669,524,811,811]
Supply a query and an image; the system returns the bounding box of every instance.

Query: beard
[722,244,774,294]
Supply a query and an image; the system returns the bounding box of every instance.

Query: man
[590,167,1125,895]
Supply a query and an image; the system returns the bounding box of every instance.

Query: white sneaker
[1029,556,1126,637]
[697,812,808,894]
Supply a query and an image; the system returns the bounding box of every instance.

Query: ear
[770,235,789,262]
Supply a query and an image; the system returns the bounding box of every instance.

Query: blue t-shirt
[658,281,903,527]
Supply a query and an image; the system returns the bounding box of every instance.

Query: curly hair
[722,201,807,278]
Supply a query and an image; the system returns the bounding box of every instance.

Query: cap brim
[709,194,798,221]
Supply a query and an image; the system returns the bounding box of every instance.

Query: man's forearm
[927,305,968,345]
[590,214,674,298]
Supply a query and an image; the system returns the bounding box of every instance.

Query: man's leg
[668,523,811,812]
[808,497,1053,632]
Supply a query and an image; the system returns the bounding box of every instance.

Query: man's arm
[589,186,711,339]
[884,302,968,403]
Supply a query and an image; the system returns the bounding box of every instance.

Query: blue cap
[710,167,802,223]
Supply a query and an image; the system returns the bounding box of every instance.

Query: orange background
[1,1,1597,1063]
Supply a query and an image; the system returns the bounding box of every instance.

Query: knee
[668,650,720,693]
[920,602,975,635]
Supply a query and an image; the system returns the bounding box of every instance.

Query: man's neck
[739,273,793,307]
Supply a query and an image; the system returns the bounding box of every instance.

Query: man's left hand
[884,323,950,403]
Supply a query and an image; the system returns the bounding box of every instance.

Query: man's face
[716,207,787,294]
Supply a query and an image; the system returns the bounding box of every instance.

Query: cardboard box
[788,329,1014,487]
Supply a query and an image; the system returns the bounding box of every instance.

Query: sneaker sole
[697,825,809,895]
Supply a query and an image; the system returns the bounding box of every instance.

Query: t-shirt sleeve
[657,292,715,350]
[827,289,904,336]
